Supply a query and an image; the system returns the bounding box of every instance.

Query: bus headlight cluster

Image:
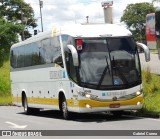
[78,90,91,96]
[78,91,85,96]
[78,90,97,99]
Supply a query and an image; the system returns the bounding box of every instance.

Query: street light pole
[39,0,43,32]
[21,1,25,41]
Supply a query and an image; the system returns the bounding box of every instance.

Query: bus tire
[23,95,30,114]
[61,97,70,120]
[23,95,39,115]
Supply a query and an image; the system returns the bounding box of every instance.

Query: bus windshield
[78,37,141,90]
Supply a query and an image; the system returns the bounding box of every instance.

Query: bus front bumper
[68,96,143,113]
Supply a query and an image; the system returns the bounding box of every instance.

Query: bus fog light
[137,102,141,105]
[85,94,91,98]
[86,104,91,108]
[136,91,141,96]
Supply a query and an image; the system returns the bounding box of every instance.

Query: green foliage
[0,59,11,97]
[143,93,160,114]
[0,59,12,105]
[0,17,23,66]
[150,49,158,53]
[0,17,23,48]
[121,3,155,42]
[142,67,152,83]
[0,0,37,40]
[0,0,37,28]
[142,69,160,114]
[0,0,37,66]
[0,96,12,105]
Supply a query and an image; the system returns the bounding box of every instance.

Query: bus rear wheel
[23,95,30,114]
[23,95,39,115]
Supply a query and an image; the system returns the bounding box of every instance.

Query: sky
[24,0,158,34]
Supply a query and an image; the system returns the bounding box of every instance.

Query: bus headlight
[85,94,91,98]
[86,104,91,108]
[136,91,141,96]
[137,101,141,105]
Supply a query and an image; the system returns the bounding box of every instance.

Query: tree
[0,17,23,66]
[0,0,37,66]
[0,0,37,40]
[121,2,155,42]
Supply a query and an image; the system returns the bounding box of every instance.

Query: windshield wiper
[97,56,111,89]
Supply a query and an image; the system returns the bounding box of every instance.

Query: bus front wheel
[61,97,70,120]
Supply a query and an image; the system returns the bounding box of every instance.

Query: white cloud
[24,0,153,33]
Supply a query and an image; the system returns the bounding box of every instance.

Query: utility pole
[39,0,43,32]
[21,1,25,41]
[86,16,89,24]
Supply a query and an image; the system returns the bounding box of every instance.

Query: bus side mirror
[67,45,79,66]
[136,42,150,62]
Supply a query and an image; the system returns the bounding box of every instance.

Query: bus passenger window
[10,50,15,68]
[32,43,40,66]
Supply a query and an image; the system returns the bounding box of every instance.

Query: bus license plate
[109,104,120,108]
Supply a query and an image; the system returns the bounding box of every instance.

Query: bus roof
[11,24,132,49]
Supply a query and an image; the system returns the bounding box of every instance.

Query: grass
[0,59,11,105]
[141,69,160,115]
[0,96,12,105]
[150,49,158,53]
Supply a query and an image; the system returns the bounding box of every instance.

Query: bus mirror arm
[136,42,150,62]
[67,45,79,66]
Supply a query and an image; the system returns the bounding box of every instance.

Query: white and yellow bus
[10,24,150,119]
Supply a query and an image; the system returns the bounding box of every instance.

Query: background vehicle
[10,24,150,119]
[146,13,156,50]
[155,7,160,59]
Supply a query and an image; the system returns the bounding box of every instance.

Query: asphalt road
[139,53,160,75]
[0,106,160,138]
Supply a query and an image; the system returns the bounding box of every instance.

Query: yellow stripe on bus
[12,96,143,108]
[28,97,59,106]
